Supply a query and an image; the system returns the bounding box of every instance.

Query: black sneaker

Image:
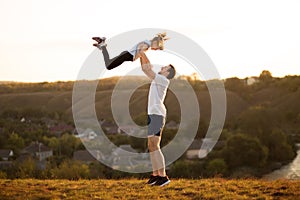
[154,176,170,187]
[147,175,159,185]
[92,37,106,44]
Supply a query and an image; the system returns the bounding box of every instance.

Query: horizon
[0,71,298,84]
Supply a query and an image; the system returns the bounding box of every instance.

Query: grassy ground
[0,178,300,200]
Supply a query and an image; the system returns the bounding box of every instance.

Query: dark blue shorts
[147,114,165,137]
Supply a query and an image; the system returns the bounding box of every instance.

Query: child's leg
[101,46,133,70]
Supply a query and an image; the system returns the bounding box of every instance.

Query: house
[21,142,53,161]
[186,139,202,159]
[186,138,226,159]
[75,128,98,140]
[245,76,259,85]
[0,149,14,170]
[0,149,14,161]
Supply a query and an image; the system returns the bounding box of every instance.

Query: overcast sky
[0,0,300,82]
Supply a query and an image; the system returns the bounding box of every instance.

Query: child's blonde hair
[151,32,169,50]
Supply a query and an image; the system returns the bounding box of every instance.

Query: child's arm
[137,41,150,53]
[132,40,150,61]
[139,52,155,80]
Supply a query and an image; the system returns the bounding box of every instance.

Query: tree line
[0,71,300,179]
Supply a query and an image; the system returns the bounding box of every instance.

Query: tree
[238,106,276,140]
[225,77,246,93]
[60,133,81,157]
[129,136,147,152]
[259,70,273,83]
[206,158,228,176]
[161,129,177,147]
[42,136,60,155]
[195,119,209,139]
[133,112,148,126]
[7,132,25,155]
[266,129,295,162]
[223,134,268,168]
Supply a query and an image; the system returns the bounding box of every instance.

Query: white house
[21,142,53,161]
[0,149,13,161]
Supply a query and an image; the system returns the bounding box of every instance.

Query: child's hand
[137,43,149,54]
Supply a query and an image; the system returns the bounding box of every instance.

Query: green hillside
[1,73,300,179]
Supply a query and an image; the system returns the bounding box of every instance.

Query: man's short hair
[167,64,176,79]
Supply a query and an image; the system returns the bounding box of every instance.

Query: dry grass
[1,178,300,200]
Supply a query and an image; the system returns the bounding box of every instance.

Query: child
[92,33,169,70]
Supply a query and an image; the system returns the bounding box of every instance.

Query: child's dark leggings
[101,46,134,70]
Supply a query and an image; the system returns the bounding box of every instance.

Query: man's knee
[148,138,160,152]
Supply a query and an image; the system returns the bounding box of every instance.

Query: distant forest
[0,70,300,179]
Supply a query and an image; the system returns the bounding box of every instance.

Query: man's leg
[147,115,170,186]
[148,137,159,176]
[148,135,166,177]
[100,46,133,70]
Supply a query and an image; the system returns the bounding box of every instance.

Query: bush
[14,157,37,178]
[51,159,90,180]
[0,171,7,179]
[88,162,106,179]
[206,158,228,177]
[230,166,259,179]
[169,160,205,178]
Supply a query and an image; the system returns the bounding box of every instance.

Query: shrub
[206,158,228,177]
[169,160,205,178]
[0,171,7,179]
[14,157,37,178]
[51,159,90,180]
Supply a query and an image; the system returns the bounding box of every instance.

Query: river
[263,143,300,180]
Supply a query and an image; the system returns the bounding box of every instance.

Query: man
[139,51,176,187]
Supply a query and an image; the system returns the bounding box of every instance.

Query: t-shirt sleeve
[154,74,169,87]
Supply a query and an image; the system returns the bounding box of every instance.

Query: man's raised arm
[140,52,155,80]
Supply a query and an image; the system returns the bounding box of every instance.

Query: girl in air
[92,32,169,70]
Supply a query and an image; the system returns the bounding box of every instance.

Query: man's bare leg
[148,135,166,177]
[148,137,159,176]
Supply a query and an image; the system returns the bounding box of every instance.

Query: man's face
[158,65,171,76]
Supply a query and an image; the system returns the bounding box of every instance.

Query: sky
[0,0,300,82]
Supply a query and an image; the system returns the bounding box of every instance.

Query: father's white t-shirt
[148,74,170,117]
